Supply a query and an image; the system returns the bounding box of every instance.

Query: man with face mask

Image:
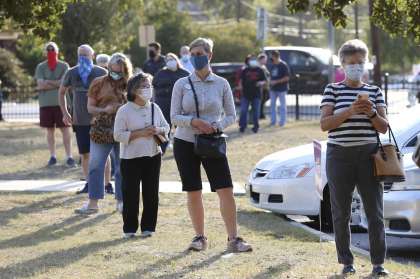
[238,55,267,133]
[35,42,73,167]
[179,45,194,73]
[59,44,108,194]
[142,42,166,77]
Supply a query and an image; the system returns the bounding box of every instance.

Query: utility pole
[327,20,335,83]
[236,0,241,22]
[354,2,359,39]
[369,0,382,87]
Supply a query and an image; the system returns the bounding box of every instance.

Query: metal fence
[1,77,419,121]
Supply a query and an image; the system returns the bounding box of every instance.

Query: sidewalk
[0,180,246,194]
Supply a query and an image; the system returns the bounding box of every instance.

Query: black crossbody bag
[188,77,227,158]
[151,102,169,147]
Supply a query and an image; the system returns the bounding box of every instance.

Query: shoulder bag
[151,102,169,147]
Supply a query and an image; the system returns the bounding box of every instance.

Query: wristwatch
[369,111,377,119]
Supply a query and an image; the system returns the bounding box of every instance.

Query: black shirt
[240,66,267,100]
[143,55,166,77]
[268,61,290,92]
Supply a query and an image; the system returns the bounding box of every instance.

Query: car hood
[255,141,327,171]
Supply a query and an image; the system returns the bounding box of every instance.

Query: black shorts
[74,125,91,154]
[173,138,233,192]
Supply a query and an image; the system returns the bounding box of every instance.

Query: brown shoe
[188,235,208,251]
[227,237,252,253]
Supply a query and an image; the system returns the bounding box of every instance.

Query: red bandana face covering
[47,51,58,70]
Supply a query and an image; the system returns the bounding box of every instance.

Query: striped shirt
[320,82,386,147]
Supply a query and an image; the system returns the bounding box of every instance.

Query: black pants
[120,154,161,233]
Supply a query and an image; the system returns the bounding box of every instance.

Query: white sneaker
[74,203,99,215]
[227,237,252,253]
[188,235,208,251]
[141,231,153,238]
[116,201,123,213]
[123,233,136,239]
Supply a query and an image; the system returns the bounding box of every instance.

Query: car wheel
[310,185,334,232]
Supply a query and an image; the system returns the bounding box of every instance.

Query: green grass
[1,121,420,278]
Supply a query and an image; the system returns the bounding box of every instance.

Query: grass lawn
[1,121,420,278]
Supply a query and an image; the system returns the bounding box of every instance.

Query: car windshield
[381,107,420,142]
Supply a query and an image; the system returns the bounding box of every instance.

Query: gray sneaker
[188,235,208,251]
[227,237,252,253]
[141,231,153,238]
[74,203,99,215]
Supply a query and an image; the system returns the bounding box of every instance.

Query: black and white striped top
[320,82,386,147]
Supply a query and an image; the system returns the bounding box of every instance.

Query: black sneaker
[342,265,356,276]
[252,127,259,133]
[76,183,89,194]
[372,266,389,277]
[47,156,57,166]
[105,183,114,194]
[66,157,76,167]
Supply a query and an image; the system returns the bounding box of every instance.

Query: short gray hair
[96,53,110,65]
[77,44,94,56]
[189,37,214,53]
[338,39,369,64]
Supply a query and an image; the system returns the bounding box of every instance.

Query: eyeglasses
[46,47,56,52]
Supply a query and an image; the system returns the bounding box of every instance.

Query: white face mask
[344,64,365,81]
[181,54,190,62]
[139,88,153,101]
[249,60,258,67]
[166,60,177,71]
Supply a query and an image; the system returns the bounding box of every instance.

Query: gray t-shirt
[61,65,107,125]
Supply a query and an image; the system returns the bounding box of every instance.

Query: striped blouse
[320,82,386,147]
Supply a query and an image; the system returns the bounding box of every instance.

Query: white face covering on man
[344,63,365,81]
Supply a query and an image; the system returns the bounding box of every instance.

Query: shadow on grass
[0,194,83,226]
[0,213,113,249]
[0,238,126,279]
[251,262,292,279]
[0,164,81,180]
[118,251,225,279]
[237,209,316,243]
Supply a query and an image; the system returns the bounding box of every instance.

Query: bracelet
[369,111,377,119]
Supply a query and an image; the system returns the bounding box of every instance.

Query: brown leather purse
[372,125,405,183]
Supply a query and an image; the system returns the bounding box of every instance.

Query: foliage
[286,0,420,43]
[15,33,45,76]
[0,48,34,100]
[0,0,70,38]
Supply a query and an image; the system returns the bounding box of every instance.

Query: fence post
[384,72,389,113]
[295,91,300,120]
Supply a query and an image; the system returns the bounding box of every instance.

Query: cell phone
[358,93,369,100]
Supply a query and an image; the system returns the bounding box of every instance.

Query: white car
[246,106,420,231]
[360,148,420,238]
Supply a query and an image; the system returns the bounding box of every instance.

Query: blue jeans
[270,90,287,126]
[239,97,261,130]
[88,141,122,201]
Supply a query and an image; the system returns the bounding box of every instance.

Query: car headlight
[391,183,420,191]
[266,163,313,180]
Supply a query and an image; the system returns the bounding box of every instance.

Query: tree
[0,0,70,38]
[58,0,142,65]
[286,0,420,43]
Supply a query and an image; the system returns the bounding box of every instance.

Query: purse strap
[151,102,155,126]
[376,124,402,156]
[188,77,200,119]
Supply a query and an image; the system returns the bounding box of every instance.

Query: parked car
[264,46,341,94]
[246,106,420,231]
[359,146,420,238]
[211,62,244,105]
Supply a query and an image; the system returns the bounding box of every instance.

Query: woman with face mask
[171,37,252,253]
[114,72,169,238]
[75,53,132,215]
[320,39,389,277]
[152,53,189,153]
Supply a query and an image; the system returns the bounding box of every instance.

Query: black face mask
[149,50,156,59]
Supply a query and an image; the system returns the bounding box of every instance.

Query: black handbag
[188,77,227,158]
[151,102,169,147]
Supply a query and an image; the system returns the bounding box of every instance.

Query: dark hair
[271,50,280,58]
[126,72,152,102]
[244,54,255,65]
[148,42,161,51]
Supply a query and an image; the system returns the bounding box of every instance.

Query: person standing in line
[257,53,270,119]
[96,54,111,69]
[171,37,252,253]
[35,42,75,167]
[0,79,4,121]
[320,39,389,277]
[75,53,132,215]
[143,42,166,77]
[268,50,290,127]
[114,72,169,238]
[179,45,194,73]
[239,54,267,133]
[153,53,189,153]
[59,44,115,195]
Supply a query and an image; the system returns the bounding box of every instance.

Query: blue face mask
[109,71,123,81]
[190,55,209,71]
[78,56,93,87]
